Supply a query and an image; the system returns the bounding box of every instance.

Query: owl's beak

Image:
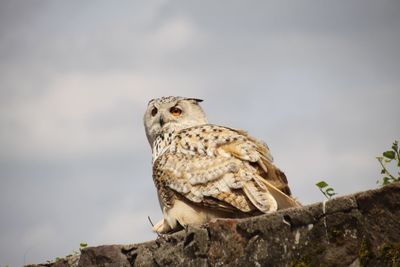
[159,116,164,127]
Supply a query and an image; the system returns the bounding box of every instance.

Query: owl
[144,96,299,234]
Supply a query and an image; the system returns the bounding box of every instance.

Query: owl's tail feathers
[258,156,292,195]
[243,181,278,213]
[256,175,302,209]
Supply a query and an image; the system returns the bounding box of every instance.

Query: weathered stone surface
[26,183,400,267]
[78,245,131,267]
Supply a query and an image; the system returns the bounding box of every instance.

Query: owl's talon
[156,233,173,242]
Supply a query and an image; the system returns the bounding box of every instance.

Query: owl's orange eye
[151,107,158,116]
[170,106,182,116]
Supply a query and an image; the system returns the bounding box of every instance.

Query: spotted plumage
[144,96,299,234]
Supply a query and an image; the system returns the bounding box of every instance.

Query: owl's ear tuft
[186,98,203,104]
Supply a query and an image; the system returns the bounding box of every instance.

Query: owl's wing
[154,124,299,214]
[154,153,278,213]
[235,130,301,209]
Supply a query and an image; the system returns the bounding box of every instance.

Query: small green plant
[377,140,400,186]
[52,242,88,263]
[316,180,337,199]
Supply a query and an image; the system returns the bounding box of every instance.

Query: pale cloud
[0,70,202,160]
[22,223,58,249]
[149,17,199,52]
[95,210,158,245]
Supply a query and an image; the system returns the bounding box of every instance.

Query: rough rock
[26,183,400,267]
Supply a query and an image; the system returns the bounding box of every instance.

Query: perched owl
[144,96,299,234]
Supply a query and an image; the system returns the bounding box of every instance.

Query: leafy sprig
[51,242,88,263]
[377,140,400,185]
[316,180,337,199]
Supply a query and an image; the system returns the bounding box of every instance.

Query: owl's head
[144,96,208,145]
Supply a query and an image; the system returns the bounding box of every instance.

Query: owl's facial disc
[148,103,181,139]
[144,96,208,146]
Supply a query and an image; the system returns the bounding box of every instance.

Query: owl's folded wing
[154,153,278,213]
[154,124,300,214]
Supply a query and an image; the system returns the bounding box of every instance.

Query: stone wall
[26,183,400,267]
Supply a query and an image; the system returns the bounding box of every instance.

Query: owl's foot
[153,218,172,234]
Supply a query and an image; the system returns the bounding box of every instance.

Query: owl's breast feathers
[152,124,300,216]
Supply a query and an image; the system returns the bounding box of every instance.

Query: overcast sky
[0,1,399,266]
